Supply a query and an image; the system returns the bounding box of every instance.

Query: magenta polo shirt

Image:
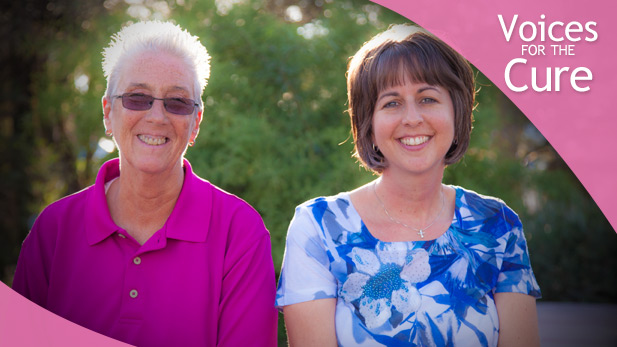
[13,158,278,346]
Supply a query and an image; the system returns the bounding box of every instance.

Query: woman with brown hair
[276,24,541,346]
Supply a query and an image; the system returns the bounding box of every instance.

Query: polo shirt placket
[115,228,170,336]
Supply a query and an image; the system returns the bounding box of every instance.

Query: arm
[276,204,340,346]
[495,292,540,347]
[493,206,541,346]
[283,298,337,347]
[217,228,278,347]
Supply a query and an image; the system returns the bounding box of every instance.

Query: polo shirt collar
[85,158,212,246]
[164,159,212,243]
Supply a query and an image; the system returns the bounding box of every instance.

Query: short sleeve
[494,207,541,298]
[275,204,338,308]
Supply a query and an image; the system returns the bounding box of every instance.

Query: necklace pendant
[418,229,425,238]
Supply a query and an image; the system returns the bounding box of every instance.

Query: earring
[105,130,112,136]
[188,140,195,147]
[453,138,458,145]
[372,143,384,163]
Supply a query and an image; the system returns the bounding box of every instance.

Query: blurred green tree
[0,0,119,284]
[2,1,615,334]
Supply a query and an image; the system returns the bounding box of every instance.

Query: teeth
[138,134,167,146]
[400,136,429,146]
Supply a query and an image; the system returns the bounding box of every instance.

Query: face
[372,79,455,176]
[103,51,202,176]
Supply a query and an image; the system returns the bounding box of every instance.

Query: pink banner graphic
[0,282,131,346]
[372,0,617,233]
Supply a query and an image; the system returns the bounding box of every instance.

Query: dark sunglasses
[113,93,199,115]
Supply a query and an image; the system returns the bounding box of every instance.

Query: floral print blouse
[276,186,541,346]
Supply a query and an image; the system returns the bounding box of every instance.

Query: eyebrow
[126,83,150,89]
[126,83,190,93]
[376,91,400,102]
[418,86,440,93]
[376,86,441,102]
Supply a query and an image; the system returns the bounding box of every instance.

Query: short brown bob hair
[347,24,475,173]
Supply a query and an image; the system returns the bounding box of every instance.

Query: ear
[190,108,203,143]
[102,96,112,132]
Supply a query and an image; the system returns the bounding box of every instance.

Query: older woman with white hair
[13,21,277,346]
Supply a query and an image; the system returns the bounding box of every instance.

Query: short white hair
[102,21,210,104]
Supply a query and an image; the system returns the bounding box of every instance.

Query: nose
[146,99,169,123]
[402,105,423,126]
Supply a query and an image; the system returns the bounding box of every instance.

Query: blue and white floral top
[276,186,541,346]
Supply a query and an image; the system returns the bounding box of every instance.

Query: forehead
[117,51,195,94]
[368,38,462,98]
[374,55,440,95]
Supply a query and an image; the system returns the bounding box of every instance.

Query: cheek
[372,115,398,145]
[446,115,455,133]
[111,116,128,132]
[442,106,456,136]
[371,120,385,146]
[371,113,388,136]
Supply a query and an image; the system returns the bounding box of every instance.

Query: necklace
[373,182,445,238]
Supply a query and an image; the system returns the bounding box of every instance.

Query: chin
[121,156,182,175]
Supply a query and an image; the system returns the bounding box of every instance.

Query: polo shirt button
[129,289,138,298]
[118,233,126,239]
[133,257,141,265]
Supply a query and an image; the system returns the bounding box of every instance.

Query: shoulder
[455,186,521,228]
[452,186,523,244]
[189,168,261,216]
[35,186,94,228]
[295,192,353,221]
[214,184,264,224]
[287,193,360,245]
[23,186,94,256]
[190,172,268,239]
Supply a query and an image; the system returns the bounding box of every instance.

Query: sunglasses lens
[165,98,194,115]
[122,94,153,111]
[119,93,195,115]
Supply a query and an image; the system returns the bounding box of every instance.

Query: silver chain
[373,182,445,238]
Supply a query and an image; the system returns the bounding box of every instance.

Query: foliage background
[2,0,616,344]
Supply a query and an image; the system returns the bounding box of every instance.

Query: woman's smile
[398,135,430,147]
[137,134,169,146]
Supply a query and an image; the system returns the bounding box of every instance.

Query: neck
[376,166,445,224]
[115,169,184,208]
[380,165,444,201]
[106,160,186,244]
